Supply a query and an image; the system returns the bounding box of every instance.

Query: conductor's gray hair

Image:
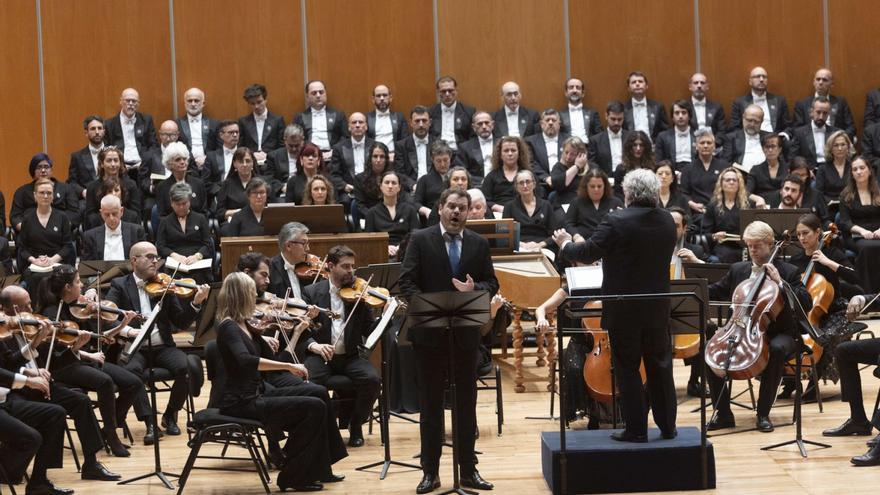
[622,168,660,207]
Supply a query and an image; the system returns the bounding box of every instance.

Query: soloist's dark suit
[238,112,285,153]
[491,106,539,138]
[428,102,476,145]
[729,93,789,132]
[81,221,145,261]
[399,224,498,477]
[793,95,856,138]
[623,99,669,140]
[293,107,347,149]
[561,206,677,436]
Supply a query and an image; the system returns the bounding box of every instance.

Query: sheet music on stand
[120,302,163,363]
[79,260,130,290]
[564,264,603,296]
[365,298,399,350]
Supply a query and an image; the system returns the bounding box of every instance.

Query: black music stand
[406,291,490,495]
[79,260,130,289]
[192,282,222,347]
[356,263,402,296]
[740,208,809,238]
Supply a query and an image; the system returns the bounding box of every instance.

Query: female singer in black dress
[503,169,562,254]
[680,128,728,218]
[703,168,752,263]
[414,140,455,221]
[300,175,336,206]
[17,178,75,281]
[563,168,623,242]
[352,142,395,211]
[548,136,588,208]
[215,272,332,491]
[482,136,532,213]
[223,177,270,237]
[746,133,787,206]
[425,166,472,226]
[838,156,880,292]
[612,130,654,198]
[815,130,855,204]
[85,147,142,224]
[655,160,689,211]
[10,153,79,231]
[217,147,259,223]
[156,182,213,283]
[285,142,328,204]
[365,171,420,260]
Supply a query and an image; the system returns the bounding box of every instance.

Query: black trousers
[0,395,66,483]
[55,361,141,431]
[707,331,796,417]
[835,337,880,426]
[17,382,103,457]
[413,343,478,476]
[125,344,189,419]
[607,326,677,436]
[304,353,380,433]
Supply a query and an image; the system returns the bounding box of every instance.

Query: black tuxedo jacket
[684,99,727,136]
[654,128,697,165]
[729,93,789,132]
[428,102,476,144]
[293,107,347,149]
[862,123,880,169]
[81,221,145,261]
[103,112,157,158]
[790,123,841,168]
[263,147,295,196]
[238,112,285,153]
[267,254,314,301]
[298,279,377,357]
[329,137,375,194]
[492,106,539,138]
[525,133,569,182]
[623,99,669,139]
[587,130,631,176]
[562,207,676,329]
[393,135,438,183]
[137,147,172,197]
[175,114,220,154]
[721,129,770,164]
[67,146,98,193]
[454,137,497,180]
[558,106,602,138]
[104,273,199,346]
[793,95,855,138]
[366,110,409,143]
[399,225,499,349]
[865,89,880,131]
[201,147,236,198]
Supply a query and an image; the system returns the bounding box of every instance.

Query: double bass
[581,301,646,403]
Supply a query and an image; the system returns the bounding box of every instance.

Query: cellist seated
[704,220,812,432]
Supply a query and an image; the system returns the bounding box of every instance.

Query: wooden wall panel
[828,0,880,137]
[174,0,304,124]
[0,1,42,214]
[699,0,825,129]
[570,0,696,126]
[437,0,567,114]
[306,0,434,119]
[42,0,173,180]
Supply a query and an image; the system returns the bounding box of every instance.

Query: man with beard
[558,78,602,142]
[454,111,497,186]
[367,84,408,153]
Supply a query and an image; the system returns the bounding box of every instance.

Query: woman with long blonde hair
[702,167,752,262]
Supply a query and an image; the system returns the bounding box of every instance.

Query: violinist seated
[267,222,318,300]
[221,177,270,237]
[103,241,210,444]
[0,284,123,482]
[702,168,754,263]
[820,293,880,466]
[33,265,142,458]
[155,182,213,284]
[704,221,812,433]
[297,245,382,448]
[81,194,146,262]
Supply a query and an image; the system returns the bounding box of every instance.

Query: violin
[144,273,199,298]
[338,277,394,309]
[258,294,339,321]
[295,254,330,283]
[70,300,143,324]
[246,310,310,334]
[799,224,838,364]
[580,301,646,403]
[2,313,112,346]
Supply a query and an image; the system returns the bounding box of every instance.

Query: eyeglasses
[249,190,268,196]
[516,179,534,185]
[288,240,309,247]
[35,191,53,196]
[136,254,160,262]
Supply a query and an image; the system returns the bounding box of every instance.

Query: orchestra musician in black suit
[293,80,347,151]
[267,222,315,301]
[588,101,630,177]
[368,84,409,151]
[793,69,856,139]
[103,88,157,170]
[429,76,476,147]
[238,83,285,161]
[623,71,669,141]
[558,77,603,142]
[558,168,678,443]
[175,87,220,166]
[67,115,106,198]
[399,188,498,493]
[81,194,145,262]
[729,67,789,133]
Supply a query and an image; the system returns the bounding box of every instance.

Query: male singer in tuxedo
[454,111,497,186]
[654,101,696,170]
[729,67,790,133]
[684,73,726,139]
[238,83,285,162]
[492,81,539,138]
[429,76,476,148]
[623,71,669,141]
[175,87,219,168]
[525,109,568,190]
[68,115,105,199]
[367,84,409,153]
[294,80,347,152]
[558,77,602,142]
[264,124,304,198]
[793,68,856,139]
[790,97,840,168]
[557,169,677,442]
[103,88,157,172]
[400,188,498,493]
[588,101,630,176]
[329,112,374,213]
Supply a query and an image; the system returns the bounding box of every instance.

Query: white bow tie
[415,138,428,146]
[754,96,766,103]
[569,104,582,111]
[633,101,646,108]
[125,118,136,125]
[507,110,518,117]
[693,100,706,107]
[677,132,690,139]
[376,111,390,117]
[443,107,455,114]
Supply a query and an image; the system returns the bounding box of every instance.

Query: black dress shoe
[269,448,288,469]
[868,435,879,448]
[416,473,441,494]
[25,481,75,495]
[81,461,121,481]
[661,429,678,440]
[756,415,774,433]
[347,429,364,448]
[161,414,181,436]
[707,414,735,431]
[279,482,323,492]
[851,443,880,466]
[143,424,165,445]
[610,430,648,443]
[460,470,494,490]
[823,418,873,437]
[687,381,710,398]
[103,430,131,458]
[321,472,345,483]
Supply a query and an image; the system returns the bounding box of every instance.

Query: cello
[798,225,838,364]
[705,237,788,379]
[581,301,646,404]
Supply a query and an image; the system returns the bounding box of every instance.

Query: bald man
[82,194,146,261]
[329,112,374,212]
[492,81,539,138]
[366,84,408,152]
[175,87,220,166]
[103,87,157,170]
[793,68,856,139]
[293,80,348,152]
[138,120,181,216]
[684,73,727,139]
[729,66,790,133]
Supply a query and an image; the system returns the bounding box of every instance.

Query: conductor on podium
[400,187,499,494]
[558,168,678,442]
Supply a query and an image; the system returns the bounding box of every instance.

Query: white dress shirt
[479,137,495,176]
[751,91,773,132]
[103,223,125,261]
[568,104,587,141]
[415,137,429,178]
[543,133,559,165]
[352,138,366,174]
[609,129,623,168]
[742,132,766,169]
[631,98,650,134]
[505,107,521,137]
[120,112,141,163]
[222,146,236,178]
[812,121,827,163]
[374,111,395,150]
[133,274,163,347]
[282,255,304,299]
[691,97,708,128]
[311,107,330,149]
[328,281,346,355]
[89,144,103,175]
[189,114,205,158]
[254,111,267,151]
[674,128,692,163]
[441,103,457,144]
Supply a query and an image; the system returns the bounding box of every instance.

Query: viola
[144,273,199,298]
[338,277,394,309]
[70,300,143,323]
[295,254,330,283]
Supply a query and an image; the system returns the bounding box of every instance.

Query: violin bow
[312,255,328,285]
[334,274,373,349]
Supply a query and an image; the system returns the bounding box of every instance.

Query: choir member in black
[352,142,394,212]
[154,141,208,218]
[704,221,812,432]
[298,246,381,448]
[104,241,209,443]
[217,147,259,224]
[0,285,122,482]
[263,123,304,199]
[33,265,141,457]
[564,168,623,242]
[821,293,880,466]
[549,136,588,208]
[156,182,213,284]
[815,130,854,204]
[10,153,79,232]
[82,176,142,230]
[425,166,472,225]
[503,169,562,254]
[746,133,787,206]
[400,189,498,493]
[703,168,752,263]
[414,140,454,221]
[214,272,333,491]
[655,161,689,211]
[285,142,328,204]
[681,128,729,217]
[839,156,880,292]
[84,147,142,227]
[482,135,532,213]
[769,159,831,224]
[17,178,74,283]
[612,130,655,199]
[300,175,336,206]
[364,171,420,260]
[267,222,314,300]
[466,188,493,221]
[223,177,270,237]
